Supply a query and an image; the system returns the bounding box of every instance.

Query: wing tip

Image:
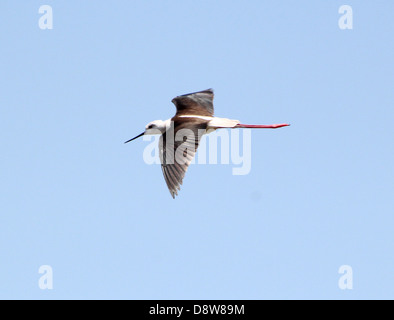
[170,188,179,199]
[172,88,214,102]
[180,88,214,97]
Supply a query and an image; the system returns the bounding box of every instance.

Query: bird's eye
[148,124,154,129]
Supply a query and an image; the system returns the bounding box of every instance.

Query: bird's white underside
[145,116,240,137]
[177,115,240,128]
[178,115,214,121]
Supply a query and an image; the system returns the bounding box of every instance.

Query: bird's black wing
[171,89,214,117]
[159,119,208,198]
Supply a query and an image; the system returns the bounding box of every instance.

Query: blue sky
[0,1,393,299]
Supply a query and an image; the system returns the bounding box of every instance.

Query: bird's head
[144,120,167,134]
[124,120,167,144]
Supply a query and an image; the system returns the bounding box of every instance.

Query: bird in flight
[125,89,289,198]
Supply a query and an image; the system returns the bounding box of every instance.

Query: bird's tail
[236,123,290,129]
[208,118,240,129]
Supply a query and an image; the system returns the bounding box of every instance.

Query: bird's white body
[145,116,240,135]
[179,115,240,129]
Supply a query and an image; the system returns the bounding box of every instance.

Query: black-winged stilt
[125,89,289,198]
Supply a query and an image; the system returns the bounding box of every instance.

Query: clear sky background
[1,1,393,299]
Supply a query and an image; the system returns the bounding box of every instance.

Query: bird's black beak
[124,132,145,144]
